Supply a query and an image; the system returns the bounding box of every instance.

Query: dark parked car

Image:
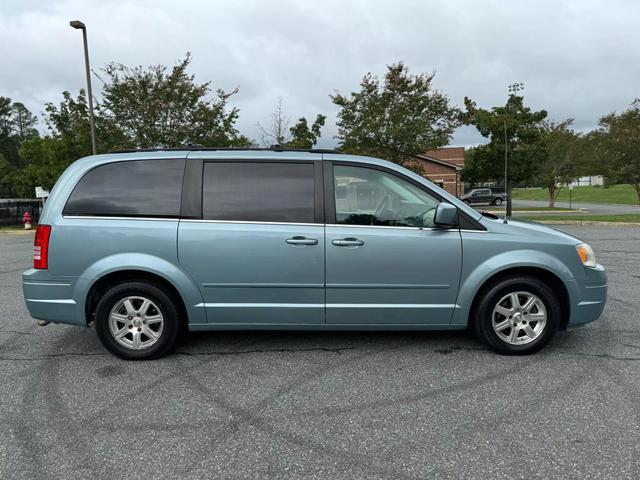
[461,188,506,206]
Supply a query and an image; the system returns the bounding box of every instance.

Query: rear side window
[64,159,185,217]
[202,162,315,223]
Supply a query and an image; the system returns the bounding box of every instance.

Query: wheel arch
[72,253,205,327]
[466,266,571,331]
[85,269,191,328]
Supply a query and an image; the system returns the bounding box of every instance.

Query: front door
[325,163,462,326]
[478,189,491,204]
[178,159,325,325]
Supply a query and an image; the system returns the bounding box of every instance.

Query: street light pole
[505,82,524,220]
[503,119,508,222]
[69,20,97,155]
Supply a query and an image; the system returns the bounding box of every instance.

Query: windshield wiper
[479,210,500,220]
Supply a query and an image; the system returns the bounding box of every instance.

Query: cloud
[1,0,638,147]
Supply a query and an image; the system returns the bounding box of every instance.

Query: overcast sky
[1,0,638,148]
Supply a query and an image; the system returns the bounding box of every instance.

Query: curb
[0,229,35,235]
[485,210,583,214]
[534,220,640,227]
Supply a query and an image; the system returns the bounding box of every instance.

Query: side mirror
[434,202,459,228]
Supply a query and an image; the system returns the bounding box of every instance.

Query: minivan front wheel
[473,276,560,355]
[95,281,180,360]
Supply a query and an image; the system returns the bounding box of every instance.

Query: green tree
[286,115,326,149]
[578,130,607,177]
[101,53,248,148]
[0,97,39,169]
[0,97,16,165]
[461,146,491,186]
[0,97,39,195]
[14,90,130,196]
[596,99,640,205]
[0,154,17,197]
[331,62,459,163]
[536,119,582,207]
[11,102,39,141]
[43,90,130,159]
[14,137,64,197]
[462,91,547,216]
[0,97,11,133]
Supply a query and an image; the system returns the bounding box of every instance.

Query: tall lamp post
[504,82,524,220]
[69,20,97,155]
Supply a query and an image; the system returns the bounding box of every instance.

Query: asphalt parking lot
[1,226,639,480]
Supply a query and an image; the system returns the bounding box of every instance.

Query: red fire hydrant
[22,211,32,230]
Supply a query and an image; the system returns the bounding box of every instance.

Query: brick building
[407,147,465,197]
[424,147,465,168]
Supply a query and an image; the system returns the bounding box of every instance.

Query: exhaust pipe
[36,320,51,327]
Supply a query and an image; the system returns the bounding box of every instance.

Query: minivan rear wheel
[473,275,560,355]
[95,281,180,360]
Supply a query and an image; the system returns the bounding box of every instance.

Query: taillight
[34,224,51,269]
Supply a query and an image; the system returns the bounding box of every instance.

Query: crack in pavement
[552,350,640,361]
[0,346,355,361]
[0,352,109,361]
[5,346,639,362]
[170,346,354,356]
[434,345,489,355]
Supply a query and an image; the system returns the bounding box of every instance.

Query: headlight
[575,243,596,268]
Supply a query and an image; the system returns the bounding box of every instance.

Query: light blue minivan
[22,148,607,359]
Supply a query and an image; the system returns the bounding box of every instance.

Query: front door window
[333,165,439,228]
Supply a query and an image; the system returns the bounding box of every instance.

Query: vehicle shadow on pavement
[173,329,488,357]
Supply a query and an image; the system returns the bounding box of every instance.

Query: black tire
[463,199,470,205]
[472,275,560,355]
[493,197,503,206]
[94,281,181,360]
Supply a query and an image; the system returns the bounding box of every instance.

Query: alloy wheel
[108,296,164,350]
[492,291,547,345]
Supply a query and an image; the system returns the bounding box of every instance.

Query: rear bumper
[22,269,83,325]
[568,264,607,327]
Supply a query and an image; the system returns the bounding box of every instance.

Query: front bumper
[22,269,83,325]
[568,263,607,327]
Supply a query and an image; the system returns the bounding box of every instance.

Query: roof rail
[108,146,343,154]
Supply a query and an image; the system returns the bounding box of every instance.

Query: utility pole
[69,20,97,155]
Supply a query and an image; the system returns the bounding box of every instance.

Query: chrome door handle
[332,237,365,247]
[285,236,318,246]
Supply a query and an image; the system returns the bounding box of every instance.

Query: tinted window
[64,159,185,217]
[202,162,315,223]
[334,165,439,228]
